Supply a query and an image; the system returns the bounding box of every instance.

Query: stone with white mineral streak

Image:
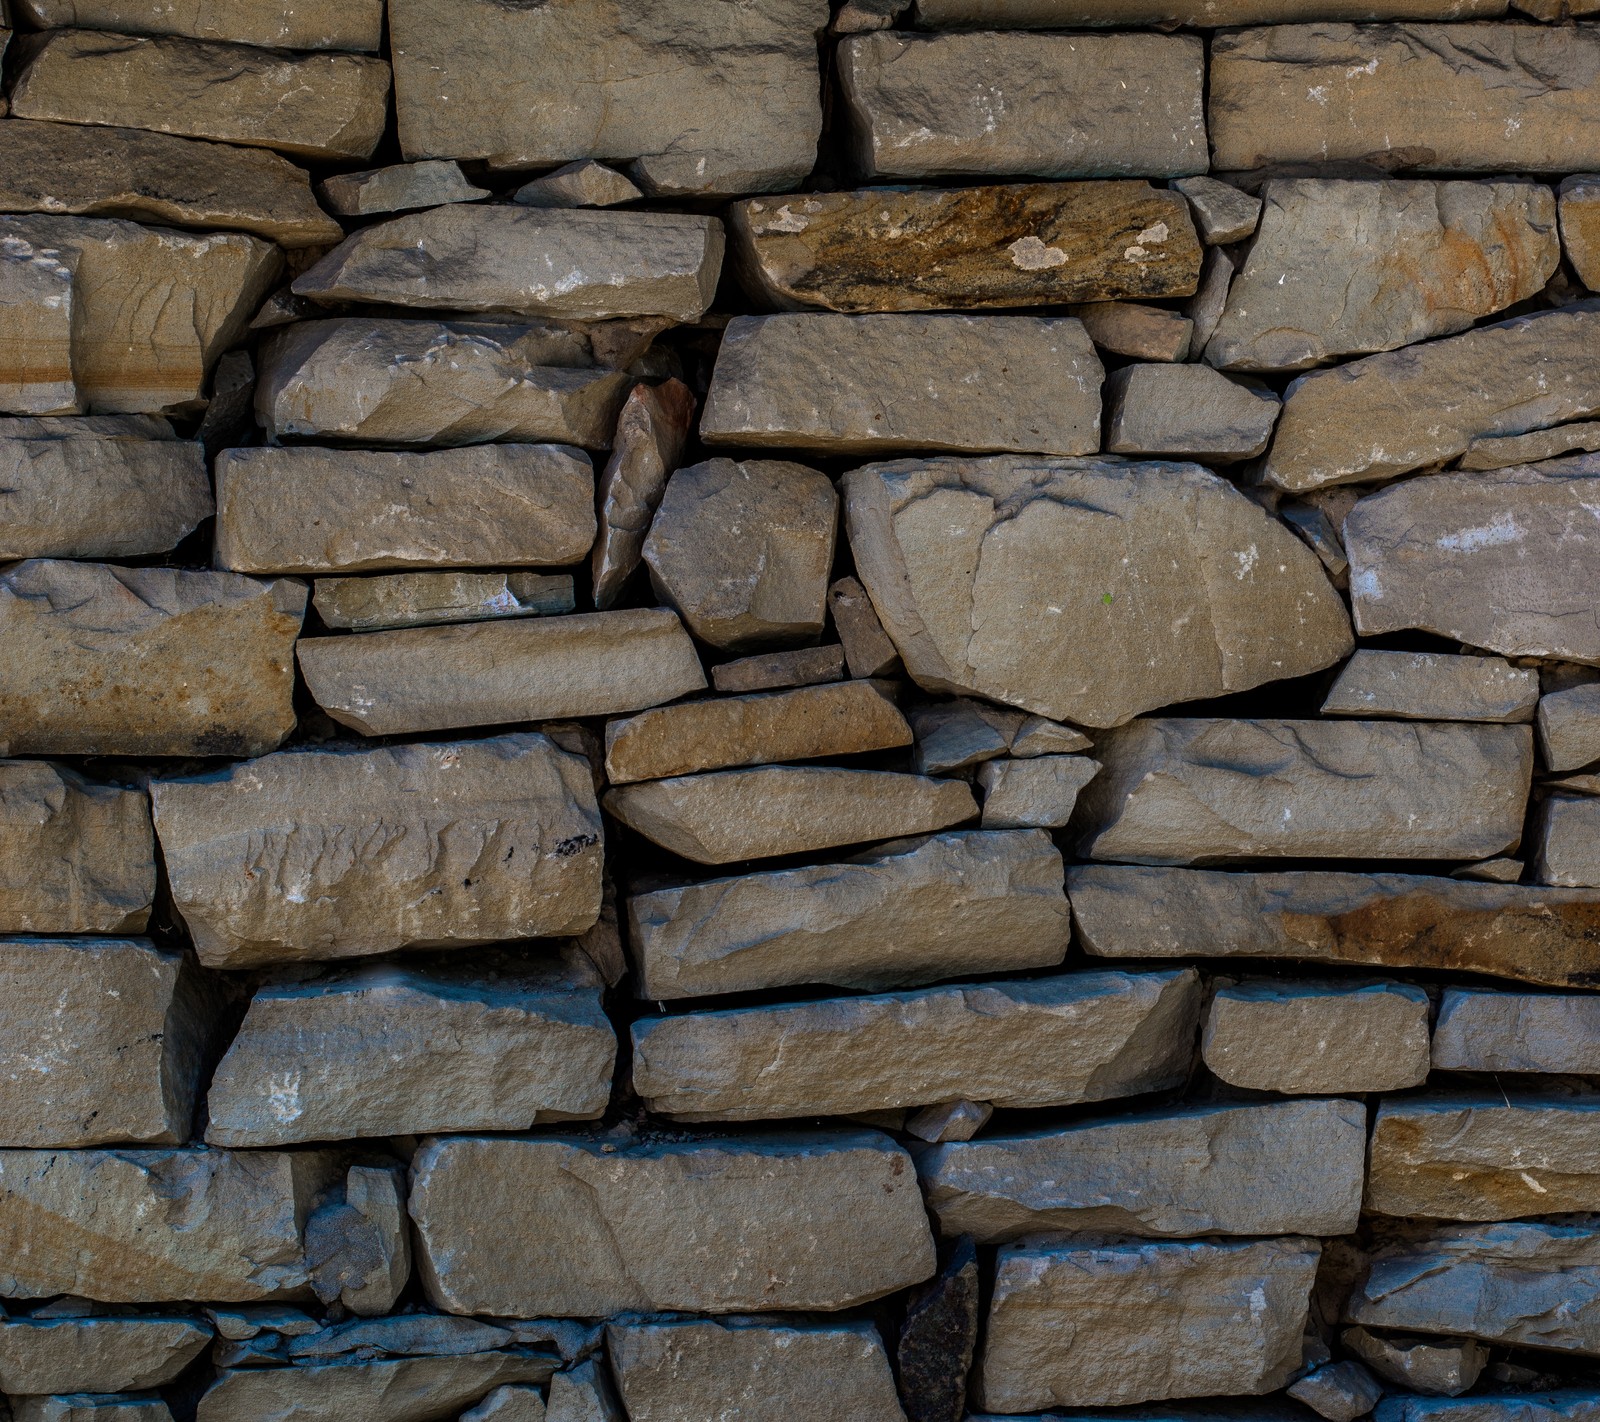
[1344,1327,1487,1397]
[917,0,1508,22]
[515,161,642,211]
[312,572,574,633]
[1104,362,1279,462]
[321,161,488,218]
[1323,651,1540,723]
[977,755,1100,829]
[1173,174,1262,244]
[0,1315,211,1395]
[15,0,385,49]
[1539,684,1600,771]
[1434,989,1600,1072]
[0,226,76,414]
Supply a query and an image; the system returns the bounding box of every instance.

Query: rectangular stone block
[0,1315,211,1395]
[1322,650,1539,723]
[16,0,385,49]
[1539,793,1600,887]
[1434,989,1600,1073]
[1539,684,1600,772]
[312,572,575,633]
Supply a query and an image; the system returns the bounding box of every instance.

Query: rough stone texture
[515,161,643,211]
[1323,650,1540,723]
[1173,174,1262,244]
[628,828,1069,999]
[730,182,1201,312]
[702,313,1103,456]
[1433,988,1600,1072]
[0,559,305,757]
[296,608,707,737]
[151,733,603,968]
[388,0,827,195]
[845,455,1350,728]
[642,458,837,650]
[1208,180,1557,371]
[15,0,385,49]
[15,1400,173,1422]
[828,576,901,678]
[1375,1396,1600,1422]
[710,645,846,693]
[463,1387,547,1422]
[1202,980,1432,1093]
[215,444,595,575]
[921,1099,1364,1242]
[10,31,391,163]
[312,572,575,632]
[293,207,724,322]
[977,1236,1320,1410]
[0,1315,211,1394]
[839,32,1207,180]
[605,766,976,864]
[1078,718,1531,864]
[606,1318,906,1422]
[897,1238,978,1422]
[1539,684,1600,771]
[977,755,1100,829]
[1070,300,1193,361]
[1104,363,1279,462]
[1562,175,1600,289]
[1344,1327,1487,1396]
[1460,421,1600,470]
[257,319,630,448]
[631,968,1198,1121]
[917,0,1508,20]
[907,1100,992,1144]
[408,1132,936,1317]
[1291,1360,1387,1422]
[1538,793,1600,887]
[0,227,75,414]
[547,1359,625,1422]
[321,161,488,218]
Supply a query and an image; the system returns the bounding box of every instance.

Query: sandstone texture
[1562,175,1600,289]
[1071,299,1193,361]
[1460,421,1600,470]
[1539,683,1600,771]
[977,754,1100,829]
[1323,650,1539,723]
[312,572,575,633]
[0,1315,211,1394]
[1103,362,1278,462]
[1345,1327,1487,1396]
[828,575,901,679]
[320,160,488,218]
[1173,174,1261,243]
[1433,989,1600,1072]
[15,0,386,49]
[1537,792,1600,887]
[1292,1361,1387,1422]
[515,160,642,211]
[710,645,846,693]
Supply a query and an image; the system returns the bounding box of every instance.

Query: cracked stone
[303,1165,410,1316]
[1434,989,1600,1072]
[1104,362,1279,462]
[1323,651,1540,723]
[320,160,487,217]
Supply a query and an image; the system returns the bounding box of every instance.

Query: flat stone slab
[1103,362,1279,462]
[710,645,846,694]
[408,1131,935,1316]
[1434,989,1600,1073]
[16,0,386,49]
[1459,421,1600,471]
[0,1316,211,1395]
[312,572,574,632]
[1322,650,1539,723]
[320,159,488,217]
[16,1394,174,1422]
[151,733,602,968]
[917,0,1508,21]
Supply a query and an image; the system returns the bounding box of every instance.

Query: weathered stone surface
[409,1132,935,1316]
[297,609,707,737]
[547,1359,624,1422]
[0,560,304,757]
[1290,1361,1386,1422]
[643,458,836,650]
[1104,363,1278,462]
[1539,684,1600,771]
[312,572,574,633]
[710,645,845,693]
[607,1318,905,1422]
[1346,458,1600,660]
[1070,300,1193,361]
[839,31,1207,180]
[0,1316,210,1394]
[632,969,1198,1121]
[1460,421,1600,471]
[1375,1395,1600,1422]
[1173,174,1262,245]
[845,456,1350,728]
[1434,989,1600,1072]
[216,444,594,575]
[153,736,597,971]
[11,31,391,162]
[977,755,1100,830]
[730,182,1201,312]
[0,214,280,413]
[629,828,1068,999]
[304,1164,410,1315]
[1538,793,1600,887]
[464,1386,547,1422]
[1344,1327,1486,1396]
[917,0,1508,21]
[1324,650,1540,723]
[978,1236,1320,1410]
[922,1099,1363,1242]
[0,225,75,414]
[605,766,976,865]
[604,682,910,785]
[1186,245,1236,351]
[515,161,642,211]
[294,207,724,322]
[828,576,901,679]
[388,0,826,195]
[15,1400,173,1422]
[1202,979,1431,1093]
[1208,180,1557,371]
[321,160,486,218]
[1562,176,1600,290]
[16,0,385,49]
[897,1238,978,1422]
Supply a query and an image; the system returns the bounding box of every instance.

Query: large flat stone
[151,733,603,968]
[409,1132,935,1316]
[388,0,826,195]
[297,609,708,737]
[1434,989,1600,1072]
[730,181,1201,312]
[1322,650,1540,723]
[0,1315,210,1395]
[921,1099,1364,1242]
[845,455,1350,728]
[1208,180,1557,371]
[632,968,1198,1121]
[839,31,1206,180]
[16,0,384,49]
[0,560,304,757]
[917,0,1508,21]
[629,828,1069,999]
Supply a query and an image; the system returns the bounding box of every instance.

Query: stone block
[1104,362,1279,462]
[1323,650,1539,723]
[0,1316,210,1395]
[1434,989,1600,1072]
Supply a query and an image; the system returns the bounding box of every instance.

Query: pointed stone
[515,161,642,211]
[15,0,385,49]
[1173,174,1262,244]
[828,576,901,679]
[312,572,574,633]
[0,1316,211,1395]
[905,1101,991,1145]
[320,160,488,218]
[896,1239,978,1422]
[1434,989,1600,1073]
[1323,650,1539,723]
[547,1359,624,1422]
[1104,362,1279,462]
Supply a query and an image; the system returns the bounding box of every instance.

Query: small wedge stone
[1434,989,1600,1072]
[515,161,642,210]
[1068,300,1193,361]
[1323,651,1540,723]
[977,755,1100,829]
[905,1101,992,1144]
[320,160,487,217]
[1459,421,1600,470]
[710,645,845,693]
[1344,1327,1487,1397]
[1291,1361,1386,1422]
[1173,175,1262,244]
[312,572,573,632]
[828,576,901,679]
[910,700,1024,775]
[1104,362,1278,462]
[547,1359,624,1422]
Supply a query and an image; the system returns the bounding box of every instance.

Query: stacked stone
[4,1,1600,1421]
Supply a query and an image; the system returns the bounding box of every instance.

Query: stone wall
[1,1,1599,1420]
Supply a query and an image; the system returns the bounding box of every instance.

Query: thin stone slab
[321,161,487,218]
[10,31,391,162]
[294,206,724,322]
[1434,989,1600,1072]
[1207,180,1557,371]
[604,766,977,865]
[14,1399,173,1422]
[313,572,574,633]
[631,968,1199,1121]
[215,444,595,575]
[839,31,1207,181]
[921,1099,1364,1243]
[1459,421,1600,471]
[1323,651,1539,723]
[845,455,1350,728]
[151,733,602,968]
[15,0,385,49]
[977,755,1100,829]
[978,1236,1320,1410]
[1538,793,1600,887]
[0,559,304,757]
[515,160,643,210]
[409,1132,936,1317]
[1070,300,1193,361]
[629,828,1069,999]
[0,1316,210,1395]
[1103,362,1278,462]
[918,0,1508,20]
[297,609,708,737]
[710,645,845,693]
[1539,684,1600,771]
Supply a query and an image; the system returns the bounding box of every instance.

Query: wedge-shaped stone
[845,456,1350,729]
[1434,989,1600,1072]
[153,735,601,969]
[1103,362,1278,463]
[1078,718,1531,864]
[633,969,1198,1121]
[215,445,594,575]
[16,0,384,49]
[1208,180,1557,371]
[711,645,845,694]
[297,609,707,738]
[294,206,724,322]
[0,1316,210,1395]
[1323,650,1539,723]
[1461,422,1600,471]
[978,754,1099,829]
[321,160,488,218]
[257,320,629,448]
[630,829,1068,999]
[1212,24,1600,173]
[1346,458,1600,661]
[409,1132,935,1316]
[515,159,642,211]
[922,1099,1364,1243]
[839,31,1206,180]
[918,0,1507,21]
[0,560,304,757]
[1376,1395,1600,1422]
[1562,176,1600,290]
[979,1236,1320,1410]
[1345,1329,1486,1398]
[605,766,976,865]
[312,572,575,633]
[388,0,826,195]
[1264,307,1600,491]
[10,31,391,162]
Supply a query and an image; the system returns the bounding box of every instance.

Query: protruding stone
[1454,856,1525,881]
[1539,684,1600,771]
[15,0,385,50]
[1186,244,1236,350]
[1459,421,1600,470]
[1290,1360,1386,1422]
[1324,651,1540,723]
[304,1164,411,1315]
[515,161,642,210]
[312,572,574,633]
[710,645,845,693]
[1104,362,1278,462]
[0,1316,211,1395]
[977,755,1100,829]
[1173,174,1262,244]
[1434,989,1600,1072]
[320,161,487,217]
[1069,300,1193,361]
[1344,1327,1487,1397]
